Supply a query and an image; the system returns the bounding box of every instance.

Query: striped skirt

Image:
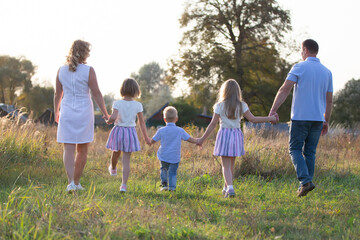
[106,126,141,152]
[213,128,245,157]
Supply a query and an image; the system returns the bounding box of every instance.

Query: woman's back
[59,64,90,97]
[57,64,94,144]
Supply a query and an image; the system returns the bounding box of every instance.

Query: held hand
[196,137,204,145]
[269,111,279,124]
[321,122,329,136]
[195,138,203,149]
[145,137,152,145]
[102,114,110,121]
[105,115,114,125]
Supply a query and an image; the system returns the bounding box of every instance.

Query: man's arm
[321,91,333,135]
[269,80,295,116]
[324,92,333,123]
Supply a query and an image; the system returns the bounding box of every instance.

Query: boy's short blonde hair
[163,106,178,122]
[120,78,141,98]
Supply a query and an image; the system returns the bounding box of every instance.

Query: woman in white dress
[54,40,109,192]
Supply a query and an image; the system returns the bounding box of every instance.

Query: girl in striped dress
[198,79,277,198]
[105,78,151,192]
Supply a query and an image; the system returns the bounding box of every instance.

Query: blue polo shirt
[152,122,190,163]
[287,57,333,121]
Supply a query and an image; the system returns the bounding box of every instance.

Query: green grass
[1,119,360,239]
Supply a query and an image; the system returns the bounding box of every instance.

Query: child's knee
[112,151,121,157]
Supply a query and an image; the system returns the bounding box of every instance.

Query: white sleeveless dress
[57,64,94,144]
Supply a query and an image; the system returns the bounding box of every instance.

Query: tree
[170,99,198,127]
[17,85,54,119]
[0,55,36,104]
[143,85,173,117]
[103,93,115,113]
[332,79,360,128]
[167,0,292,116]
[131,62,172,117]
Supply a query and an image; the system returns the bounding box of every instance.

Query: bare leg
[111,151,121,169]
[63,143,76,184]
[74,143,89,185]
[121,152,131,185]
[221,156,233,187]
[230,157,235,182]
[224,157,236,189]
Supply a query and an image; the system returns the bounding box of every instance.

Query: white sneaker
[75,183,85,191]
[66,182,76,193]
[160,186,168,191]
[108,165,117,176]
[120,184,127,193]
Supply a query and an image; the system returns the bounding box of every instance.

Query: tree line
[0,0,359,127]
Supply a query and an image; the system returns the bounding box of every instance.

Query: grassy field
[0,117,359,239]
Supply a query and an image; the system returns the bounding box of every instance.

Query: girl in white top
[198,79,277,198]
[105,78,151,192]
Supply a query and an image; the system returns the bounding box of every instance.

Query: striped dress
[106,100,143,152]
[213,101,249,157]
[106,126,140,152]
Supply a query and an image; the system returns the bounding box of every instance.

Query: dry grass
[1,116,360,239]
[2,115,358,182]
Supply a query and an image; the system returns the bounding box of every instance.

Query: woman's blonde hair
[66,40,91,72]
[216,79,243,119]
[120,78,141,98]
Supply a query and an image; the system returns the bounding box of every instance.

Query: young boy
[150,106,198,191]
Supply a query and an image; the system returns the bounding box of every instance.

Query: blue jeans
[289,120,323,186]
[160,161,179,190]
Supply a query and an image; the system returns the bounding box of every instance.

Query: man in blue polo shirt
[150,106,199,191]
[269,39,333,197]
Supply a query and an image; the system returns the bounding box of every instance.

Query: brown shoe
[297,182,315,197]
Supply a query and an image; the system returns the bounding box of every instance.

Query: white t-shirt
[214,101,249,128]
[112,100,143,127]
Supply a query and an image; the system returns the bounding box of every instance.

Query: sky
[1,0,360,98]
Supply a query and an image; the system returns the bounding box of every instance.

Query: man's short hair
[163,106,178,122]
[303,39,319,54]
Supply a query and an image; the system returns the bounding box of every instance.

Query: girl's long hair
[66,40,91,72]
[216,79,243,119]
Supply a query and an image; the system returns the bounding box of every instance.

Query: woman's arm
[53,69,63,123]
[88,67,109,120]
[137,112,151,145]
[243,110,277,123]
[198,113,220,144]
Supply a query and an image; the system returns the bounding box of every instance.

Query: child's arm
[243,110,277,123]
[186,137,198,144]
[137,112,151,145]
[106,109,118,124]
[198,113,220,144]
